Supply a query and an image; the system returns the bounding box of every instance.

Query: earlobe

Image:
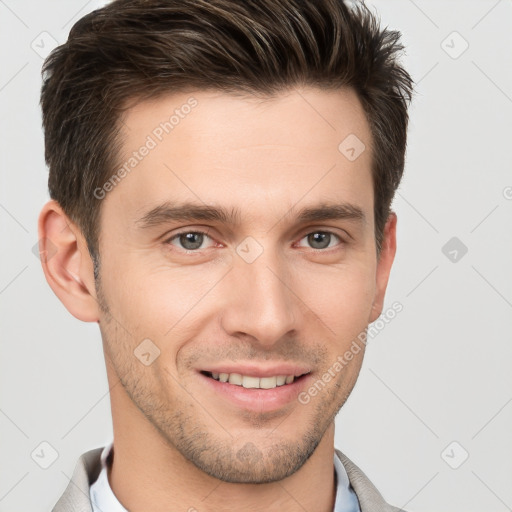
[369,212,397,323]
[37,200,100,322]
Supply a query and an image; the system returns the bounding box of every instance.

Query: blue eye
[165,229,343,254]
[167,231,215,251]
[297,231,342,250]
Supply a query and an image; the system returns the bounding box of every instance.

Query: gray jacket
[52,447,405,511]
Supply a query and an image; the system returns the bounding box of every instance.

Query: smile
[198,368,313,412]
[202,371,305,389]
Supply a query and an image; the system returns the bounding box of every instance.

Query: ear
[37,200,100,322]
[369,212,397,323]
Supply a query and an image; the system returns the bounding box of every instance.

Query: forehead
[105,87,374,228]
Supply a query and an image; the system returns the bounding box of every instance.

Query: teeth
[242,376,260,388]
[228,373,243,385]
[259,376,277,389]
[209,372,297,388]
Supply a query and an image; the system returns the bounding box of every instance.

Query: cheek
[296,263,376,338]
[100,237,376,347]
[99,257,224,348]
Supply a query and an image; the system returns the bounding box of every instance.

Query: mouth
[200,370,310,389]
[196,362,313,412]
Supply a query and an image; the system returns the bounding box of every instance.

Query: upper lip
[198,363,311,378]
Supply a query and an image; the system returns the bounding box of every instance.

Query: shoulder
[335,448,407,512]
[52,447,104,512]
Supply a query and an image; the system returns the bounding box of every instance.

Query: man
[37,0,413,510]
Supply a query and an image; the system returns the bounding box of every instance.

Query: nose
[220,248,301,348]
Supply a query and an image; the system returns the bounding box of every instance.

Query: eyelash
[164,229,345,253]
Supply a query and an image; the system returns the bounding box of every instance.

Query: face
[94,87,393,483]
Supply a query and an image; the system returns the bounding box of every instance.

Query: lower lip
[198,372,312,412]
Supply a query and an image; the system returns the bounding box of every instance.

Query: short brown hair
[40,0,413,262]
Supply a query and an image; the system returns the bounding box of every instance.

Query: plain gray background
[1,0,511,510]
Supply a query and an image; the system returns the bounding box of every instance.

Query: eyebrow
[135,200,366,230]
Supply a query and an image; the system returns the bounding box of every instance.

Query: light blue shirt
[90,441,361,512]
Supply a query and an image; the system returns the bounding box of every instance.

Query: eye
[296,231,343,250]
[164,228,345,254]
[166,230,216,252]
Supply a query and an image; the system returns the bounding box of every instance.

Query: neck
[107,380,337,512]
